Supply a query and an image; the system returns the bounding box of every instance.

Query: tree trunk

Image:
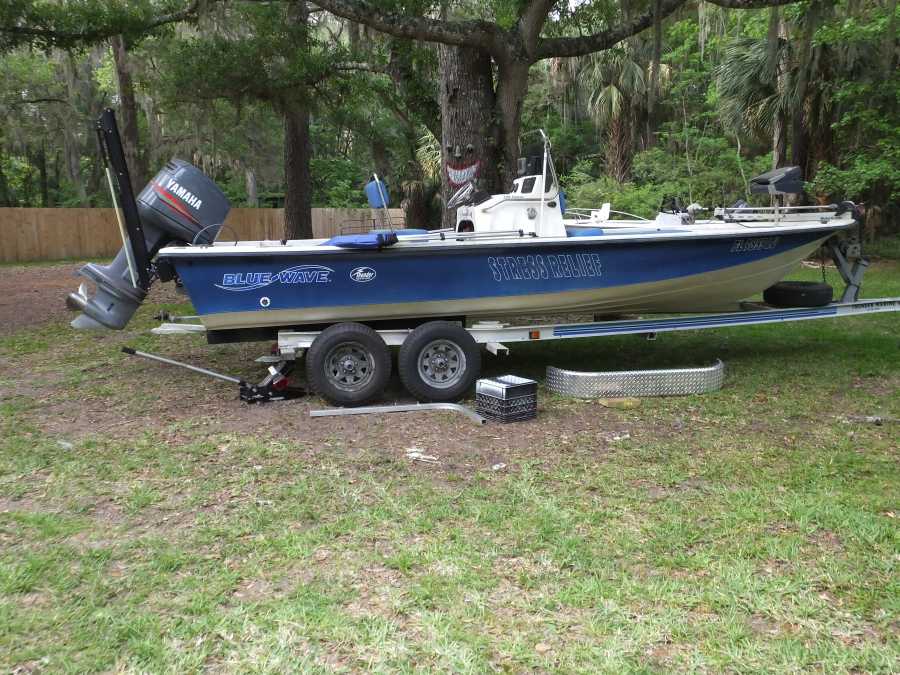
[790,5,818,185]
[35,144,49,207]
[882,0,898,75]
[283,104,313,239]
[51,150,61,203]
[438,43,501,228]
[646,0,663,148]
[370,136,392,183]
[141,95,164,174]
[495,59,531,189]
[769,8,789,171]
[607,112,632,183]
[61,53,90,206]
[0,158,12,206]
[245,167,259,207]
[110,35,147,188]
[282,1,313,239]
[402,179,430,228]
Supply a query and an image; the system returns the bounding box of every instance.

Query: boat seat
[566,227,604,237]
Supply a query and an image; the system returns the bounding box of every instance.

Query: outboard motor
[68,110,229,330]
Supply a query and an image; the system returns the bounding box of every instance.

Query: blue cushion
[321,232,399,249]
[566,227,604,237]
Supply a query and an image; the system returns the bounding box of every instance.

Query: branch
[536,0,800,59]
[9,97,69,106]
[705,0,798,6]
[146,0,200,29]
[536,0,687,59]
[309,0,500,51]
[332,61,389,74]
[519,0,556,52]
[0,1,200,50]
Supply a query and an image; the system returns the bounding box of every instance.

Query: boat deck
[161,216,856,257]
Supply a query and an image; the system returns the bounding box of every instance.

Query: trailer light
[529,330,540,340]
[272,376,289,391]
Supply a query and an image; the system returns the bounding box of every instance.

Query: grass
[0,261,898,673]
[866,233,900,261]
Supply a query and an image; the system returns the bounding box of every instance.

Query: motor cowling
[68,159,230,330]
[136,159,230,247]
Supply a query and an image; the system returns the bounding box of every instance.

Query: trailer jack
[121,347,302,403]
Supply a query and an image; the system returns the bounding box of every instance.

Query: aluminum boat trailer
[271,298,900,353]
[141,295,900,405]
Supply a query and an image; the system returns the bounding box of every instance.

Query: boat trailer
[131,294,900,404]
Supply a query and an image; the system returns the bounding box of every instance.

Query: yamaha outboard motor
[67,110,229,330]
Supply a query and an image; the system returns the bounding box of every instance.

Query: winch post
[827,230,868,303]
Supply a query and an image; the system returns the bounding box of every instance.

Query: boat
[69,115,858,338]
[66,110,877,405]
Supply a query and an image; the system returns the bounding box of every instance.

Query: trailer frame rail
[272,297,900,356]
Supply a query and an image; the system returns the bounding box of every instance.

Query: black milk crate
[475,375,538,422]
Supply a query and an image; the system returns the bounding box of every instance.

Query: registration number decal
[731,237,780,253]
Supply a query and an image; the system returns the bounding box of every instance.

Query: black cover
[749,166,804,195]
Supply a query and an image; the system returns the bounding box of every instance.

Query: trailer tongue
[67,108,230,330]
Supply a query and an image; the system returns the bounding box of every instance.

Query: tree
[310,0,800,188]
[1,1,203,203]
[716,1,845,180]
[582,46,652,182]
[154,1,352,238]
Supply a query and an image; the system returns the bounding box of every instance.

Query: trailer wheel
[763,281,833,308]
[306,322,391,406]
[399,321,481,402]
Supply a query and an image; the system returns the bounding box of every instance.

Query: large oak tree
[312,0,800,191]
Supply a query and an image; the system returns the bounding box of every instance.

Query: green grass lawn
[0,260,898,673]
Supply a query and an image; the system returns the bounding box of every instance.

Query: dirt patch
[0,262,184,335]
[13,356,631,479]
[0,263,82,334]
[747,613,799,637]
[630,477,713,502]
[0,495,44,514]
[806,529,845,553]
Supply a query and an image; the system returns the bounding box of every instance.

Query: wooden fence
[0,207,405,263]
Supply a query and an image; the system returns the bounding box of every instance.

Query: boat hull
[163,229,838,331]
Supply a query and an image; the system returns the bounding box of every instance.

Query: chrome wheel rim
[324,341,375,392]
[417,339,466,389]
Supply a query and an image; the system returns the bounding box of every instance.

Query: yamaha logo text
[164,178,203,210]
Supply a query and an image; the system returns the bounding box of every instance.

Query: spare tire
[763,281,833,308]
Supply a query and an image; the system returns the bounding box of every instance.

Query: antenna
[538,129,549,235]
[371,173,393,230]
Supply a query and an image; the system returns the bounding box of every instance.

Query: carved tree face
[445,143,479,188]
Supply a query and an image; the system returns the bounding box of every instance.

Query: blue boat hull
[163,230,836,330]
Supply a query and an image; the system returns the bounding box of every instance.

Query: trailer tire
[763,281,833,308]
[399,321,481,402]
[306,322,391,406]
